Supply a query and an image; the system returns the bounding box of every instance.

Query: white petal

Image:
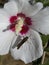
[17,0,30,12]
[0,9,15,55]
[4,1,18,16]
[22,2,43,16]
[9,0,29,2]
[0,31,15,55]
[0,9,10,31]
[9,0,30,12]
[31,7,49,35]
[10,29,43,64]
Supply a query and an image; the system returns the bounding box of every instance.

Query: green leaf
[35,0,49,7]
[0,56,1,61]
[40,34,49,46]
[45,47,49,52]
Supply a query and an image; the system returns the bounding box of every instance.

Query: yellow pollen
[15,18,24,34]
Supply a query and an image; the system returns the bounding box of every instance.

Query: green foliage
[35,0,49,7]
[33,55,49,65]
[45,47,49,52]
[33,57,42,65]
[0,56,1,61]
[40,57,49,65]
[43,61,49,65]
[40,34,49,46]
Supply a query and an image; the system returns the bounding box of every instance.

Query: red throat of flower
[3,13,32,35]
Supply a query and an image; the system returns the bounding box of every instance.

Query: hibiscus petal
[0,9,15,55]
[22,2,43,16]
[0,31,15,55]
[9,0,29,2]
[16,0,30,12]
[4,1,18,16]
[31,7,49,35]
[10,29,43,64]
[9,0,29,12]
[0,9,10,31]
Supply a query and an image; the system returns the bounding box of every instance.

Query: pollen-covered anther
[15,17,24,34]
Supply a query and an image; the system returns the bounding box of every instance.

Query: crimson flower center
[9,13,32,35]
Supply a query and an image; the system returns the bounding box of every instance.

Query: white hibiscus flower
[0,0,49,64]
